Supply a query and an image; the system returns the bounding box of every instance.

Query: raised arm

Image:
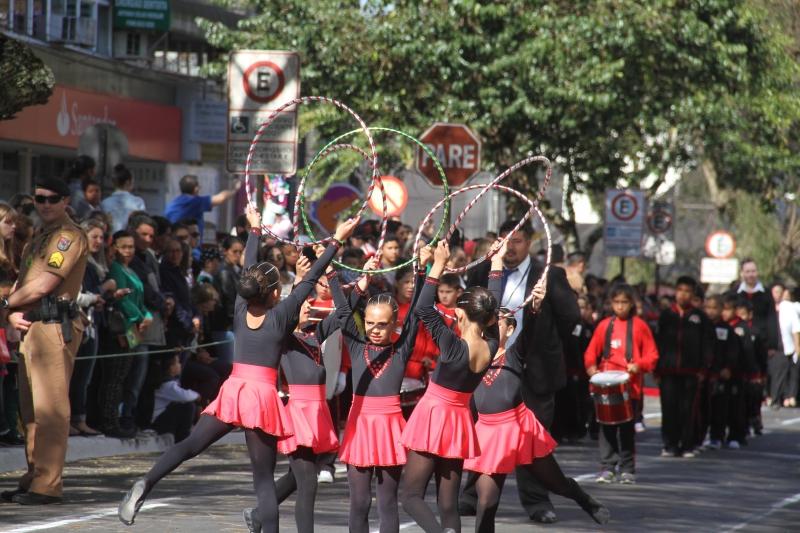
[243,206,261,269]
[323,269,363,341]
[413,241,461,358]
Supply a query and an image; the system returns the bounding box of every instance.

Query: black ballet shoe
[118,478,148,526]
[243,507,261,533]
[530,509,558,523]
[580,494,610,525]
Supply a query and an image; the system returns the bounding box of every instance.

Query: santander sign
[56,91,117,137]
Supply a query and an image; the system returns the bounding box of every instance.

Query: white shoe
[682,450,696,458]
[706,440,721,450]
[727,440,741,450]
[317,470,334,484]
[635,422,646,433]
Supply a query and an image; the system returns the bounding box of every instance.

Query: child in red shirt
[585,283,658,484]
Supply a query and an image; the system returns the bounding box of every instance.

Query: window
[126,32,141,56]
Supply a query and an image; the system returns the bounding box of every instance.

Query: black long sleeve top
[323,269,425,396]
[233,229,339,369]
[415,275,499,394]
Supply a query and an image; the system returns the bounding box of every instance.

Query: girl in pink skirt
[119,209,358,533]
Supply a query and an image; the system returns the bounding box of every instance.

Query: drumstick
[307,317,324,322]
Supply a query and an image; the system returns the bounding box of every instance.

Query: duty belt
[25,296,79,343]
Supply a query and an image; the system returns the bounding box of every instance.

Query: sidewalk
[0,431,246,474]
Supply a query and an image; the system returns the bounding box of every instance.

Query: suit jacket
[467,255,580,395]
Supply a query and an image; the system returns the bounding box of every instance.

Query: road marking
[0,500,173,533]
[721,491,800,532]
[780,416,800,426]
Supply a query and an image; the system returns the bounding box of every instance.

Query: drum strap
[602,317,634,363]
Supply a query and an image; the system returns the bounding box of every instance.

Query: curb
[0,431,246,474]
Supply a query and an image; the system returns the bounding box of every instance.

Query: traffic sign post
[604,189,646,258]
[705,230,736,259]
[227,51,301,175]
[368,175,408,217]
[416,123,481,187]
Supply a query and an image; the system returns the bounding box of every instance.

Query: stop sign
[416,123,481,187]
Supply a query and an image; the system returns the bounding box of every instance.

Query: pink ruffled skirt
[400,381,480,459]
[278,384,339,455]
[339,395,407,467]
[202,363,293,438]
[464,403,557,474]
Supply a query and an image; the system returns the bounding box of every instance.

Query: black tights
[275,447,319,533]
[348,464,403,533]
[142,415,279,533]
[474,474,506,533]
[400,450,463,533]
[471,455,598,532]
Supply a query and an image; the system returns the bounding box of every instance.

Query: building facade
[0,0,239,231]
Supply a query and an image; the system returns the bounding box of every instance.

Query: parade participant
[463,243,608,533]
[655,276,713,458]
[399,241,498,533]
[405,272,461,382]
[463,220,580,524]
[118,207,358,531]
[721,292,763,438]
[703,295,746,449]
[733,298,768,435]
[585,283,658,483]
[320,246,427,533]
[1,177,88,505]
[247,256,377,533]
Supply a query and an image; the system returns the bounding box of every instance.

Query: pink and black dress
[462,270,557,474]
[323,271,425,468]
[400,277,499,460]
[202,231,340,438]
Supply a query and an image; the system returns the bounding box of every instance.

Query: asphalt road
[1,398,798,533]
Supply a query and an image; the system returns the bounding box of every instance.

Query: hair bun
[236,275,261,299]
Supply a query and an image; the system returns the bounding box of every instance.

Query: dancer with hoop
[463,244,610,532]
[244,255,379,533]
[399,240,499,533]
[320,246,430,533]
[118,206,359,532]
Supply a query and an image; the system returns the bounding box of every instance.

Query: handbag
[105,303,127,336]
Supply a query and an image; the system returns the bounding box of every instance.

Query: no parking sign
[604,189,646,257]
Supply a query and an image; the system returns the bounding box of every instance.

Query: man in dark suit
[460,220,580,524]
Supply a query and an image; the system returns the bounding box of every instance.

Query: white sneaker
[682,450,697,458]
[706,440,721,450]
[317,470,334,484]
[727,440,741,450]
[635,422,646,433]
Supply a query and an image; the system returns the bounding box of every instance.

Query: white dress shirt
[501,255,531,347]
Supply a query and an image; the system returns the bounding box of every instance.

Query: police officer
[0,177,88,505]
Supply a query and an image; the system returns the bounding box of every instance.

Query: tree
[0,34,54,120]
[201,0,800,258]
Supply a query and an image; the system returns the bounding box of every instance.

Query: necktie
[501,267,518,298]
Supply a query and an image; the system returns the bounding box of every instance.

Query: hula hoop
[411,155,552,274]
[296,126,452,274]
[243,96,379,246]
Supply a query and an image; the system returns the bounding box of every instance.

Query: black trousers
[659,375,699,453]
[768,354,794,403]
[598,398,637,473]
[709,379,746,443]
[551,375,589,441]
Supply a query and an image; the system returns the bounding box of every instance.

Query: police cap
[34,177,71,197]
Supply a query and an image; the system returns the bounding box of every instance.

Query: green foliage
[201,0,800,241]
[0,35,55,120]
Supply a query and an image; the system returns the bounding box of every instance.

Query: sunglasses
[34,194,64,205]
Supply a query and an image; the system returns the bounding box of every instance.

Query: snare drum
[589,371,633,425]
[400,377,427,418]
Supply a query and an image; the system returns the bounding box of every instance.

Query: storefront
[0,84,182,202]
